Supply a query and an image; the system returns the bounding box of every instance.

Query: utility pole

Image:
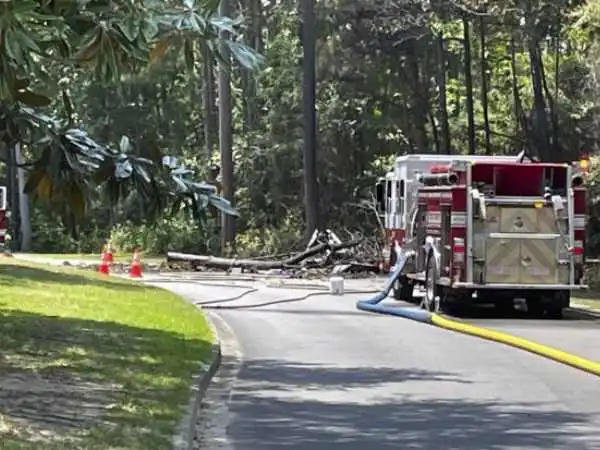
[218,0,235,253]
[299,0,320,238]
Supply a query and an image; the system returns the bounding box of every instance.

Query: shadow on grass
[0,308,211,448]
[0,264,141,291]
[221,357,600,450]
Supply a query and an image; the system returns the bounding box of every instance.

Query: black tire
[494,299,515,317]
[546,306,564,319]
[393,276,414,301]
[423,252,439,312]
[388,244,397,268]
[546,291,569,319]
[526,297,544,317]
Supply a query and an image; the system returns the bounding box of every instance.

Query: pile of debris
[166,229,382,279]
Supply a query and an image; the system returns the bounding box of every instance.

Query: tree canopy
[6,0,600,258]
[0,0,261,227]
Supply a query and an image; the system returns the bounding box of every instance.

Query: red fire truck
[375,153,589,317]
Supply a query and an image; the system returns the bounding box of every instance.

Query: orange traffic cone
[98,250,110,275]
[128,249,142,278]
[105,241,114,263]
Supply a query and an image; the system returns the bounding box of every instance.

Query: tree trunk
[167,239,362,270]
[14,143,31,251]
[218,0,236,252]
[436,32,451,154]
[240,0,262,130]
[299,0,321,237]
[202,43,217,159]
[7,144,18,251]
[528,40,551,160]
[404,42,428,153]
[463,16,476,155]
[479,17,491,155]
[510,35,528,141]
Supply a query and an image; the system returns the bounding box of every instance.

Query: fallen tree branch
[167,240,363,271]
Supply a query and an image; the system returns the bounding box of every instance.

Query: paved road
[154,277,600,450]
[450,311,600,362]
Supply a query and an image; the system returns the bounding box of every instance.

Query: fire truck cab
[375,154,588,317]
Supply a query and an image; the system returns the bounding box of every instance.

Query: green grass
[0,258,213,449]
[572,296,600,311]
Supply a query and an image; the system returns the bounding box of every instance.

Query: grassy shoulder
[572,296,600,311]
[0,258,213,450]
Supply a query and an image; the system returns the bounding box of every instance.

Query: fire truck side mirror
[375,181,384,213]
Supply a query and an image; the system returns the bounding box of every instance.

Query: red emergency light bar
[429,164,452,174]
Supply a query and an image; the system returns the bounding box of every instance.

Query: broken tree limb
[166,240,363,271]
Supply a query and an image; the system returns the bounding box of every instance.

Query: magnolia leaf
[192,181,217,193]
[119,135,130,152]
[24,169,45,195]
[226,41,263,70]
[15,90,52,107]
[149,37,171,62]
[134,163,152,183]
[207,193,239,216]
[115,159,134,179]
[62,90,74,123]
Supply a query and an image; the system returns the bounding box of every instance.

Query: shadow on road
[443,303,600,323]
[237,358,472,390]
[225,358,597,450]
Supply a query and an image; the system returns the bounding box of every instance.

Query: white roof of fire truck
[395,154,521,165]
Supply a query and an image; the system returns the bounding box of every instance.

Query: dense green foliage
[0,0,260,252]
[5,0,600,256]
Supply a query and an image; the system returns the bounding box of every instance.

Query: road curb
[568,305,600,319]
[172,317,223,450]
[431,313,600,377]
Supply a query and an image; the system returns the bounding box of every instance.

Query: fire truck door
[397,180,405,229]
[385,179,393,229]
[415,204,427,272]
[440,205,451,270]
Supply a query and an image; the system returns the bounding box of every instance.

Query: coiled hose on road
[355,253,431,323]
[197,287,378,310]
[158,278,378,310]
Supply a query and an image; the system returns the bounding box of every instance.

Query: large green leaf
[207,193,239,216]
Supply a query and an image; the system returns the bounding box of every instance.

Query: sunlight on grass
[0,258,213,450]
[572,297,600,311]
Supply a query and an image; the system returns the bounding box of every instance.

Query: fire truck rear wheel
[546,291,569,319]
[424,252,440,312]
[526,297,544,317]
[393,276,413,301]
